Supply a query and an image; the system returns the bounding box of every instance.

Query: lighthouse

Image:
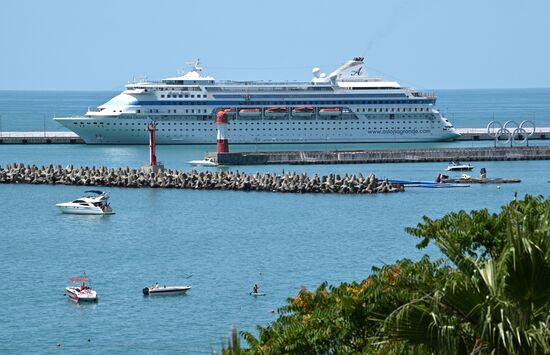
[141,120,164,172]
[148,121,158,166]
[216,111,229,153]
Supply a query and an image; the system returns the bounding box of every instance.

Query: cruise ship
[54,57,460,144]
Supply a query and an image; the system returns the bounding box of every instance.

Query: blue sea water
[0,90,549,353]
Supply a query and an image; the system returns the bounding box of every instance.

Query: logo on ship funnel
[350,67,363,76]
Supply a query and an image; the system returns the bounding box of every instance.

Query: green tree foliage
[238,257,449,354]
[385,196,550,354]
[224,195,550,354]
[405,194,550,259]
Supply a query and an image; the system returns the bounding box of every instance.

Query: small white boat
[65,274,98,303]
[143,283,192,296]
[56,190,114,215]
[188,158,218,167]
[445,162,474,171]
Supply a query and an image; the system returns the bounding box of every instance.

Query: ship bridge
[162,60,215,85]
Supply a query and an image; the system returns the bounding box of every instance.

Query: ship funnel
[312,57,365,84]
[312,67,321,78]
[311,67,327,83]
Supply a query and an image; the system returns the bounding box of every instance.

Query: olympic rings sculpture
[486,120,536,145]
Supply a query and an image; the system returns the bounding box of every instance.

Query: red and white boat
[292,107,315,116]
[222,108,237,115]
[65,275,98,303]
[265,107,288,116]
[319,107,342,116]
[239,108,261,116]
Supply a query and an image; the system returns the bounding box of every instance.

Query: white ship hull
[55,113,458,145]
[57,205,114,214]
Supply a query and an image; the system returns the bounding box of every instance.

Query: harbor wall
[0,163,403,194]
[0,132,82,144]
[207,146,550,166]
[0,127,549,144]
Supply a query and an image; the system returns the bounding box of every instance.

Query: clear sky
[1,0,548,90]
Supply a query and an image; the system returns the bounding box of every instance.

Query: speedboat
[188,158,218,166]
[445,162,474,171]
[56,190,115,215]
[143,284,192,295]
[65,274,98,302]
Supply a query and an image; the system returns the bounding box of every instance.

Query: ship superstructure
[54,58,459,144]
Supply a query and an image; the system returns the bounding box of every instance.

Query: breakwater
[0,163,403,194]
[0,132,82,144]
[206,146,550,166]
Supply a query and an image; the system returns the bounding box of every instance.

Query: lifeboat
[265,107,288,116]
[222,108,236,115]
[319,107,342,116]
[239,108,261,117]
[292,107,315,116]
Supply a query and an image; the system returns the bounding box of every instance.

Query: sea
[0,89,549,353]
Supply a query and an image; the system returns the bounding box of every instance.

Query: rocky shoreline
[0,163,404,194]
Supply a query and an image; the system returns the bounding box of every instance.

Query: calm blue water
[0,90,549,353]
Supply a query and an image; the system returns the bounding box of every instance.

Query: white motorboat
[65,275,98,303]
[445,162,474,171]
[56,190,115,215]
[143,283,192,295]
[188,158,218,167]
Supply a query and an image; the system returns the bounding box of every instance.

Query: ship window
[161,95,165,98]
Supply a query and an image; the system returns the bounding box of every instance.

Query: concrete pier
[0,127,548,144]
[455,127,549,141]
[206,146,550,166]
[0,132,82,144]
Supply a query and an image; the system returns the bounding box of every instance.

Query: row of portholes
[94,126,429,133]
[357,107,431,113]
[76,119,433,126]
[160,94,207,99]
[78,125,436,131]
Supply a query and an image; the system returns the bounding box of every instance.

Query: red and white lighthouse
[216,111,229,153]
